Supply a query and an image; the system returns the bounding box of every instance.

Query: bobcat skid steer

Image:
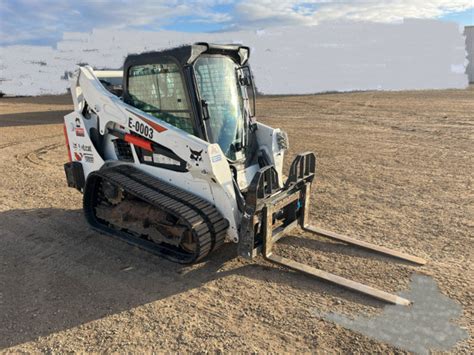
[64,43,426,305]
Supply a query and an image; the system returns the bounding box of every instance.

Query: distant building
[466,26,474,83]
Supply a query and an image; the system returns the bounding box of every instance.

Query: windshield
[194,55,245,160]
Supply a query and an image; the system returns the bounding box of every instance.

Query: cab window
[127,62,194,134]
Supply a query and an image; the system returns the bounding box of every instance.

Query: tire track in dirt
[0,134,63,150]
[15,142,64,166]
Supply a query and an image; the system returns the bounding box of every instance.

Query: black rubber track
[83,164,229,264]
[114,165,229,251]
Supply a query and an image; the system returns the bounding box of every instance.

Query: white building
[0,20,470,96]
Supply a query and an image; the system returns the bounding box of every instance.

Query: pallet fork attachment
[239,153,426,306]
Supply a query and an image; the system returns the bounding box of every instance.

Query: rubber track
[83,164,229,264]
[114,165,229,250]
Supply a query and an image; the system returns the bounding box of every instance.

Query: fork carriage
[238,152,426,305]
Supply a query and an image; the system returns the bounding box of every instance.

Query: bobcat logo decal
[189,148,203,162]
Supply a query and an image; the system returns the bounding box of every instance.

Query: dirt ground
[0,89,472,353]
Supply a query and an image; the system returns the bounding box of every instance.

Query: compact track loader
[64,43,426,305]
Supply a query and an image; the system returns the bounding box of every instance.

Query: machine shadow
[0,94,72,105]
[277,234,418,267]
[0,110,70,127]
[1,207,386,349]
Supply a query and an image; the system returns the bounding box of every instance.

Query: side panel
[236,163,260,190]
[64,112,104,178]
[255,122,287,187]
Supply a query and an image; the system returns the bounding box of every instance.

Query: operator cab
[122,43,257,164]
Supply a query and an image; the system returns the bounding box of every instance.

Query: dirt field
[1,89,472,353]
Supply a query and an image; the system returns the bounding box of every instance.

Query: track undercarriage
[83,164,229,263]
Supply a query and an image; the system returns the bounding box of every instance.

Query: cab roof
[124,42,250,71]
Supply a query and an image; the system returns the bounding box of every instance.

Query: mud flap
[64,161,85,191]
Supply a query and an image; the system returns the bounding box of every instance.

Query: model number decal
[128,117,154,139]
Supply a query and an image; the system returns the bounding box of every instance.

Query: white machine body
[64,66,287,243]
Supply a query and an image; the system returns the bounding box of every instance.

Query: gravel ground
[0,88,472,353]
